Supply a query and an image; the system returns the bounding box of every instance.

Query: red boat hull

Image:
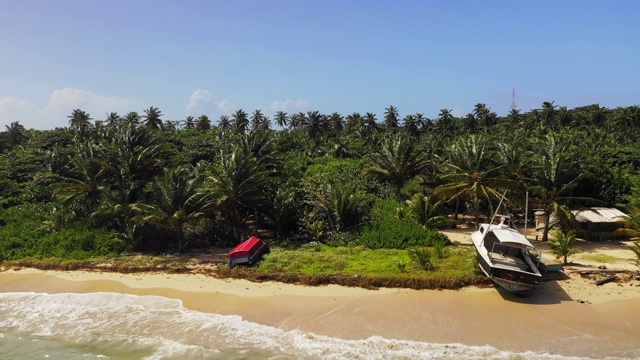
[228,236,268,267]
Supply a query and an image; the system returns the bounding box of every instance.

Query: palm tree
[328,112,344,134]
[195,114,211,131]
[68,109,93,138]
[384,105,399,131]
[302,110,328,144]
[403,114,419,136]
[55,143,103,214]
[183,116,196,130]
[105,112,121,128]
[549,229,580,265]
[405,193,456,229]
[364,112,378,133]
[93,124,170,246]
[123,111,141,126]
[5,121,28,146]
[364,133,431,194]
[261,188,299,238]
[541,101,558,129]
[589,103,608,126]
[131,165,212,252]
[274,111,289,128]
[143,106,163,130]
[207,148,271,241]
[288,112,305,130]
[435,134,517,227]
[473,103,489,128]
[557,106,572,127]
[232,109,249,133]
[250,110,270,131]
[436,108,456,136]
[529,133,591,242]
[217,115,231,130]
[506,109,521,125]
[345,112,363,133]
[310,185,370,232]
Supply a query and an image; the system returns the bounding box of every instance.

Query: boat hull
[473,235,542,292]
[228,236,269,267]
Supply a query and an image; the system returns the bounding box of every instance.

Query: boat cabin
[479,224,536,273]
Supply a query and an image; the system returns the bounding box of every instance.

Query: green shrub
[433,238,449,259]
[358,199,451,249]
[0,204,119,260]
[409,247,433,270]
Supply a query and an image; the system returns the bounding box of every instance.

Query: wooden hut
[572,208,630,241]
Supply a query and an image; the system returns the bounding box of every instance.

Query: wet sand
[1,267,639,358]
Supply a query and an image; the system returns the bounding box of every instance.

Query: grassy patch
[258,244,482,278]
[579,253,628,263]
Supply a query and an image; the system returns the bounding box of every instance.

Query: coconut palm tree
[55,143,103,215]
[541,101,558,129]
[345,112,363,134]
[207,148,271,241]
[364,133,431,194]
[529,133,591,242]
[436,108,456,136]
[302,110,328,144]
[183,116,196,130]
[328,112,344,134]
[549,229,580,265]
[506,109,521,125]
[217,115,231,130]
[105,112,121,129]
[405,193,456,229]
[143,106,163,130]
[261,188,300,238]
[232,109,249,133]
[274,111,289,128]
[123,112,141,126]
[195,115,211,131]
[364,112,378,133]
[384,105,399,131]
[131,165,212,252]
[403,114,419,136]
[5,121,28,146]
[68,109,93,139]
[435,134,517,227]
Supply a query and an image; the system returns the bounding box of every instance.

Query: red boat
[228,236,268,267]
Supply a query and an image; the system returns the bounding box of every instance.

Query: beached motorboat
[228,236,268,267]
[472,215,542,292]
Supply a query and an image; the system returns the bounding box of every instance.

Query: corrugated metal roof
[573,207,629,223]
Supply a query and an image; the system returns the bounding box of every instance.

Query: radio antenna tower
[511,89,517,110]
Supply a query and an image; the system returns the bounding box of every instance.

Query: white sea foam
[0,292,627,360]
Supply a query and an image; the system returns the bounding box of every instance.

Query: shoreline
[1,267,640,358]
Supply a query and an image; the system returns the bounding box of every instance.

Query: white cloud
[0,96,40,128]
[451,107,465,117]
[186,89,236,118]
[44,88,136,126]
[270,99,310,113]
[0,88,138,130]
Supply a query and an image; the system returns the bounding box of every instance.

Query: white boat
[472,213,542,292]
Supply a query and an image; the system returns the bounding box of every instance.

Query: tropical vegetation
[1,102,640,284]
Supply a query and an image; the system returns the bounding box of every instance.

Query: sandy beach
[1,229,639,358]
[1,251,639,359]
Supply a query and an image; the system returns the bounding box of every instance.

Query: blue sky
[1,0,639,130]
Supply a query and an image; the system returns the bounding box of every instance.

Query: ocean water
[0,292,623,360]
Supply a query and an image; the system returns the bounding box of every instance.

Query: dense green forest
[1,102,640,260]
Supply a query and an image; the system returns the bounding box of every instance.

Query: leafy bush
[409,247,433,270]
[358,199,451,249]
[0,204,119,260]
